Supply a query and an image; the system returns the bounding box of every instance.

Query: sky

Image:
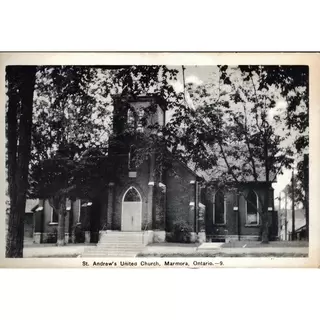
[167,65,302,207]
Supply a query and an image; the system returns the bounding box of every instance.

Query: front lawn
[137,252,307,258]
[221,241,309,248]
[26,254,80,258]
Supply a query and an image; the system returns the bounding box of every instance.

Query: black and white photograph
[1,54,316,267]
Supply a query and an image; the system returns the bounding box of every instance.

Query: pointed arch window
[128,144,137,171]
[123,187,141,202]
[246,190,259,225]
[78,199,92,224]
[50,206,59,224]
[213,190,226,225]
[127,108,136,127]
[127,105,145,133]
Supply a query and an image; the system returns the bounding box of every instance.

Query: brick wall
[112,155,150,230]
[206,183,275,240]
[165,161,197,232]
[40,199,80,243]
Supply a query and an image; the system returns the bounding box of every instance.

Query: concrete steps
[82,231,146,257]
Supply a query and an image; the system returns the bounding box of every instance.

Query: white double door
[122,202,142,231]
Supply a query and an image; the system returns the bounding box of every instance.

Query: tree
[29,66,113,245]
[285,154,309,238]
[29,65,181,245]
[167,66,302,243]
[260,66,309,239]
[6,66,37,257]
[286,169,306,209]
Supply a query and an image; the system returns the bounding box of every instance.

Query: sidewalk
[21,241,309,258]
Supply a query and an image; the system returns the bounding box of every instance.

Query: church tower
[104,94,167,241]
[109,94,166,176]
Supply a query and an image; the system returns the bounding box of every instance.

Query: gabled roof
[25,199,39,213]
[187,159,277,184]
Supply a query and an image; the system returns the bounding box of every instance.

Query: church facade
[29,95,278,245]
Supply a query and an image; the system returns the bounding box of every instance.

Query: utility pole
[284,189,288,241]
[278,192,282,239]
[182,65,186,106]
[278,193,281,213]
[291,171,295,241]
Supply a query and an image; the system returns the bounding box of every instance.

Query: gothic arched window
[127,108,136,129]
[246,189,259,225]
[123,187,141,202]
[213,190,226,224]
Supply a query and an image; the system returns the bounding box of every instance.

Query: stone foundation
[33,232,72,244]
[197,232,206,243]
[33,232,41,244]
[84,231,91,244]
[190,232,197,243]
[225,235,260,243]
[153,230,166,243]
[143,231,154,245]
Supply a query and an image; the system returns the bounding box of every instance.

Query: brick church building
[29,94,278,246]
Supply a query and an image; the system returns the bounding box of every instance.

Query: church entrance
[121,187,142,231]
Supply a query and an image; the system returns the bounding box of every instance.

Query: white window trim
[213,190,226,225]
[49,203,58,224]
[245,190,260,226]
[78,199,92,224]
[49,199,71,225]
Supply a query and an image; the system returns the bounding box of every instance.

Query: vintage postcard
[0,53,319,268]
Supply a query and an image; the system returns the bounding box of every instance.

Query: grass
[221,241,309,248]
[27,254,80,258]
[137,252,308,258]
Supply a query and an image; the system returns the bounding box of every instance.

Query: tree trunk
[6,66,36,258]
[57,196,67,246]
[260,188,269,243]
[261,128,270,244]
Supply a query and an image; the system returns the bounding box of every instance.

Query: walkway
[22,241,309,258]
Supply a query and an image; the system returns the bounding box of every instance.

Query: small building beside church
[30,94,278,245]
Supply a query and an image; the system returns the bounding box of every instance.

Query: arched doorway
[121,187,142,231]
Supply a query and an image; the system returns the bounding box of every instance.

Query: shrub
[171,220,193,243]
[47,228,57,243]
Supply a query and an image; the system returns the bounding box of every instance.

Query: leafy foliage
[166,65,307,243]
[23,64,308,245]
[28,66,182,244]
[169,220,193,243]
[286,155,309,209]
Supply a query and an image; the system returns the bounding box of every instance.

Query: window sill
[49,222,58,226]
[213,223,226,226]
[245,224,260,228]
